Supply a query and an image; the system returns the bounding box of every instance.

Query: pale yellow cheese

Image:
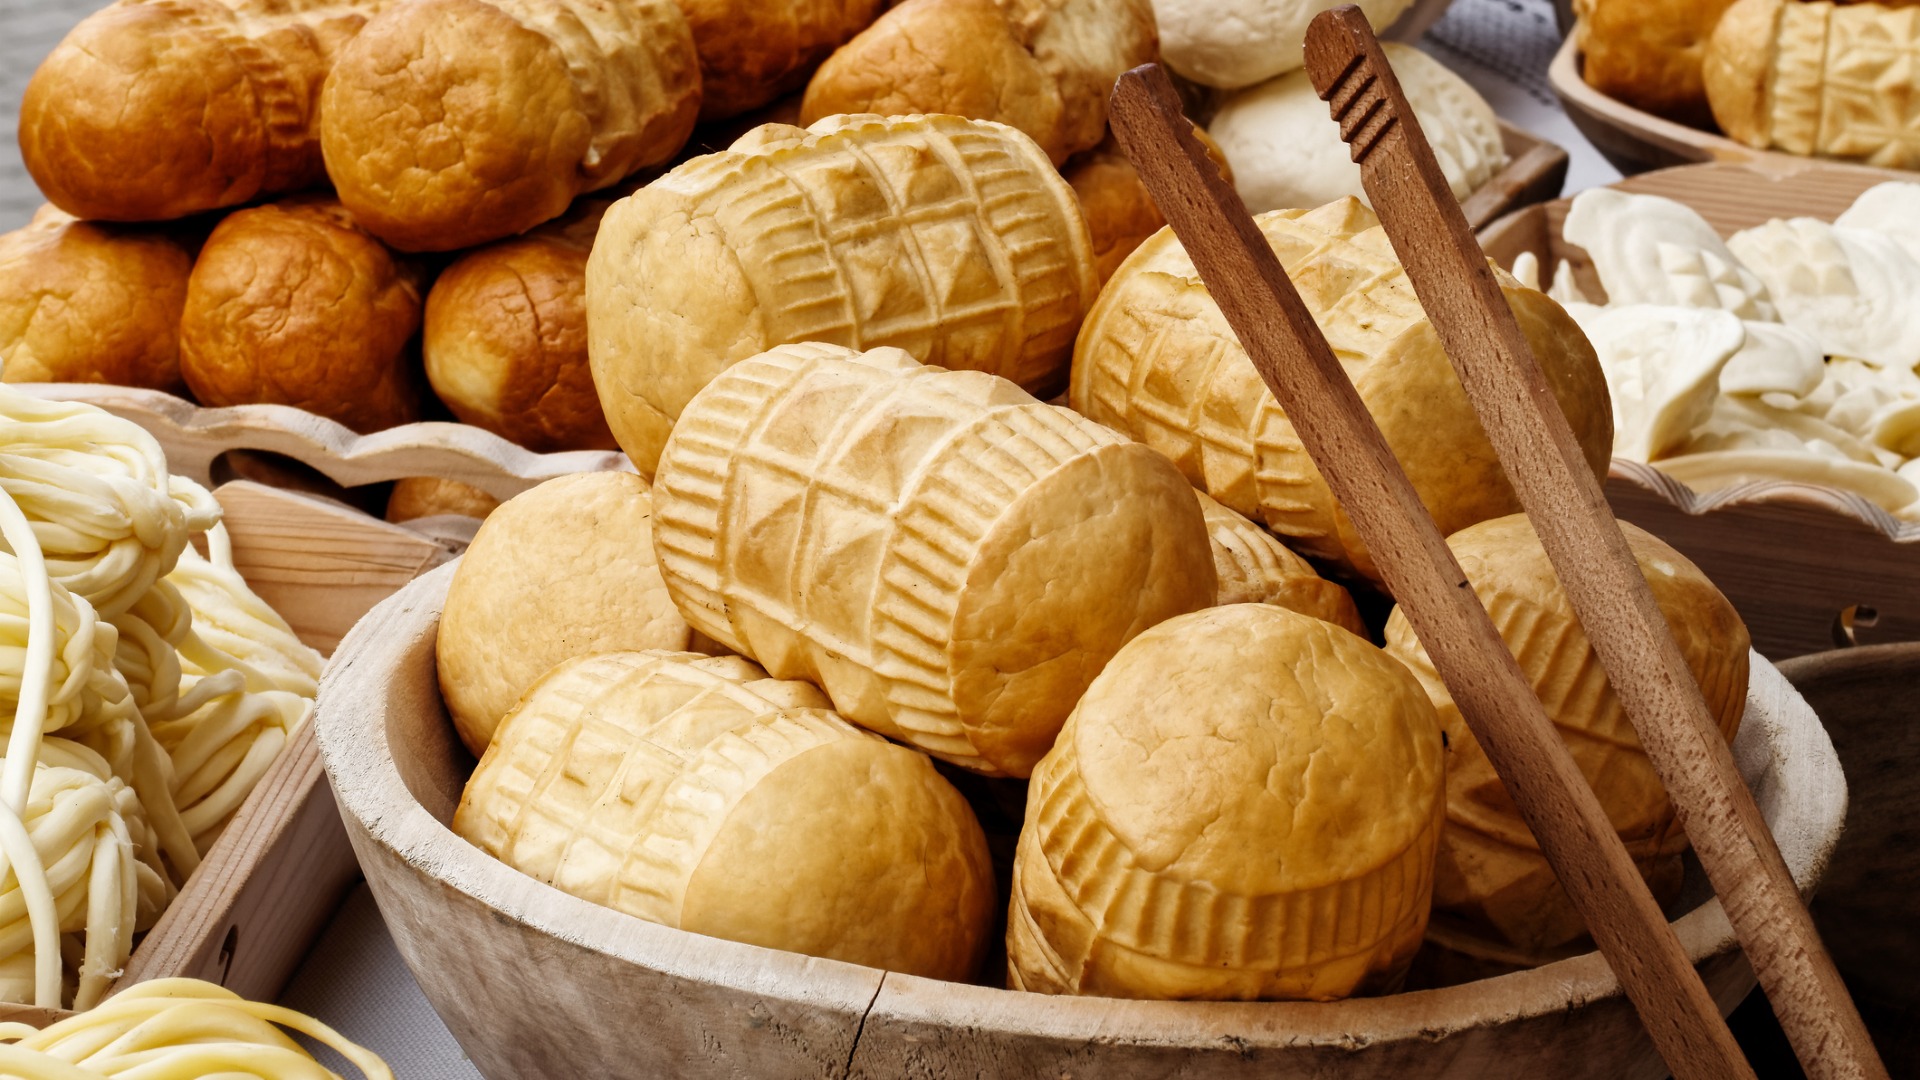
[1006,603,1445,1000]
[651,342,1215,778]
[456,650,994,982]
[1382,515,1749,958]
[1070,197,1613,584]
[586,113,1098,476]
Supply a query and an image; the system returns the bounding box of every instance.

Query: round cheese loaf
[798,0,1158,165]
[178,196,425,434]
[456,650,993,982]
[19,0,376,222]
[437,471,696,756]
[1071,197,1613,585]
[586,113,1097,476]
[652,342,1215,778]
[384,477,501,524]
[680,0,887,121]
[1151,0,1414,89]
[0,207,195,391]
[1209,43,1507,214]
[320,0,700,251]
[1007,603,1445,999]
[1193,490,1366,636]
[1383,514,1750,961]
[424,200,616,453]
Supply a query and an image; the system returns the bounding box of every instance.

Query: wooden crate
[1478,162,1920,660]
[0,387,630,1024]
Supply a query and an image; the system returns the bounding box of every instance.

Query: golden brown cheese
[650,342,1214,778]
[19,0,381,221]
[1383,514,1750,960]
[1070,197,1613,585]
[798,0,1158,165]
[437,471,696,756]
[424,199,616,453]
[178,196,424,433]
[1007,603,1445,1000]
[456,650,993,981]
[320,0,700,251]
[1706,0,1920,168]
[678,0,888,120]
[587,113,1097,476]
[0,207,196,391]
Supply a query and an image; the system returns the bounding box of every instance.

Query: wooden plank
[213,481,454,654]
[16,383,630,503]
[1461,123,1570,231]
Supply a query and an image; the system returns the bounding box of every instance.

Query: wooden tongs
[1106,10,1886,1080]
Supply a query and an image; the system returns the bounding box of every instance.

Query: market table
[0,0,1622,1075]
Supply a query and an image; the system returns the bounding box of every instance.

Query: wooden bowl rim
[1547,36,1787,173]
[318,564,1844,1050]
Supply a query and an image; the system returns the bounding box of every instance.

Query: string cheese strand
[0,388,218,620]
[0,978,395,1080]
[0,484,55,816]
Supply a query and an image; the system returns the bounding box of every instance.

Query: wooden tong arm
[1301,8,1886,1079]
[1107,64,1755,1080]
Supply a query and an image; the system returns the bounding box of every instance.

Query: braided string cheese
[0,392,218,620]
[0,754,153,1012]
[0,385,196,1008]
[148,523,320,851]
[170,523,321,698]
[0,977,395,1080]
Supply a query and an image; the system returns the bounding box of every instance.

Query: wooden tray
[0,481,452,1028]
[21,384,630,504]
[1548,33,1920,179]
[0,387,629,1025]
[1478,161,1920,660]
[317,566,1844,1080]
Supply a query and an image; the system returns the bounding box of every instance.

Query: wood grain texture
[1303,13,1883,1079]
[1460,123,1570,231]
[0,482,451,1027]
[214,481,454,654]
[317,564,1845,1079]
[1477,162,1920,659]
[17,383,632,502]
[1779,645,1920,1076]
[1108,55,1749,1080]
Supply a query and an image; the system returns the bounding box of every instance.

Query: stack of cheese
[1516,181,1920,520]
[0,0,1511,458]
[0,382,321,1011]
[1578,0,1920,169]
[437,106,1751,1005]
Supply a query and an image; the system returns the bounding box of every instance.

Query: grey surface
[0,2,1622,1077]
[279,885,485,1080]
[0,0,90,230]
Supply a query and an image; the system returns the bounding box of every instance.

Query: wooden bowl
[1547,34,1772,176]
[1777,644,1920,1075]
[1478,162,1920,660]
[317,565,1846,1080]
